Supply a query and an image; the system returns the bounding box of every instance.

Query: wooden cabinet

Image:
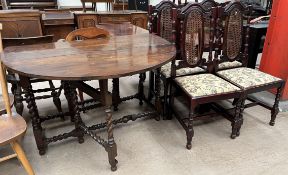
[75,10,148,29]
[6,0,57,9]
[0,10,43,38]
[42,11,75,41]
[75,14,98,28]
[131,13,148,29]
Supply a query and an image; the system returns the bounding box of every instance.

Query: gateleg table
[2,23,175,171]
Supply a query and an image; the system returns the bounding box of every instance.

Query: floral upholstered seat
[217,67,282,89]
[202,52,242,70]
[175,73,241,98]
[218,61,242,70]
[160,60,205,78]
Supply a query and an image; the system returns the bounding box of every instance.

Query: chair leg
[14,83,24,115]
[11,141,35,175]
[163,79,170,120]
[148,71,155,102]
[167,81,175,119]
[186,102,195,150]
[270,85,283,126]
[231,97,245,139]
[49,80,64,119]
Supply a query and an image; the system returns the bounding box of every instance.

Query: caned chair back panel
[65,27,109,41]
[149,1,178,43]
[178,3,212,68]
[200,0,218,48]
[217,2,251,64]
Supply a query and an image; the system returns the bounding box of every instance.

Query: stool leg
[11,141,35,175]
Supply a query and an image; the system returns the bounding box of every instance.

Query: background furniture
[42,10,76,42]
[247,21,268,69]
[6,0,57,9]
[0,23,35,175]
[81,0,114,12]
[75,10,148,29]
[0,10,43,38]
[128,0,148,11]
[0,9,63,116]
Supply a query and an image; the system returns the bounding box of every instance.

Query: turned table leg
[67,81,85,144]
[100,79,118,171]
[21,77,47,155]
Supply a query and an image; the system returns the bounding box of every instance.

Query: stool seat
[0,113,27,146]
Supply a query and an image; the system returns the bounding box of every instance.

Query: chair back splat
[66,27,109,41]
[214,2,252,71]
[171,3,214,77]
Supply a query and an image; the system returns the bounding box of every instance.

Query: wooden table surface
[3,23,175,80]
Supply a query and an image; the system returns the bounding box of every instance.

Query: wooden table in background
[2,23,175,171]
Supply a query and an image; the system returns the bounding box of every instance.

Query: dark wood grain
[3,23,175,81]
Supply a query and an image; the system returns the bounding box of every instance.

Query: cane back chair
[148,0,210,119]
[168,4,246,149]
[0,23,35,175]
[215,2,285,127]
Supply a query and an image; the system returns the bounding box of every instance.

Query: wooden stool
[0,23,35,175]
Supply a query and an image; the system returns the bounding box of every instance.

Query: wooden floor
[1,75,288,175]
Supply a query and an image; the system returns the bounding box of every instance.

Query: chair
[168,4,245,149]
[66,27,115,110]
[148,0,218,118]
[215,2,285,126]
[0,23,35,175]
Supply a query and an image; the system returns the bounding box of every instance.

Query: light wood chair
[0,23,35,175]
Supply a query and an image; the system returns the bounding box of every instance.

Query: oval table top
[2,23,176,81]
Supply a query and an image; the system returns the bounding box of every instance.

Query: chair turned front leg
[270,85,283,126]
[186,104,195,150]
[11,141,35,175]
[231,98,245,139]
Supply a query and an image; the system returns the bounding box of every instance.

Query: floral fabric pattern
[217,67,282,89]
[218,61,242,70]
[175,74,240,98]
[202,52,242,70]
[161,60,205,78]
